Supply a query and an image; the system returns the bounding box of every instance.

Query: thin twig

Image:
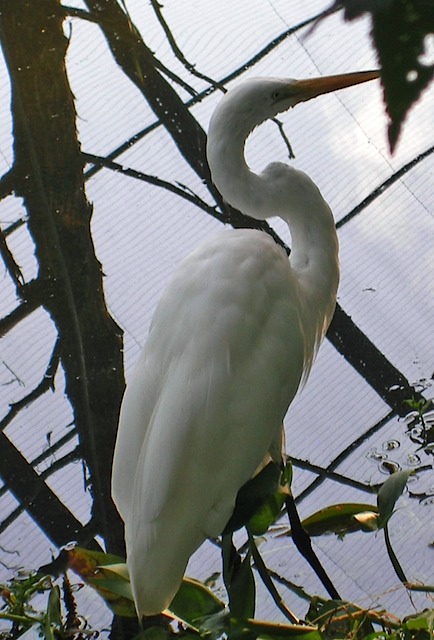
[272,118,295,159]
[83,152,222,220]
[39,447,81,479]
[0,339,60,434]
[149,0,224,92]
[289,456,380,495]
[337,145,434,228]
[83,13,325,182]
[31,428,77,468]
[294,411,395,504]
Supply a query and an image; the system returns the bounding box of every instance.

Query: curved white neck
[207,113,340,360]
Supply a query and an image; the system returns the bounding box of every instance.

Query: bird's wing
[114,229,306,615]
[111,344,161,522]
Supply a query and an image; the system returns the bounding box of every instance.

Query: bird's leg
[285,494,341,600]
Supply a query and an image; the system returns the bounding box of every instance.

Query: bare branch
[0,339,60,434]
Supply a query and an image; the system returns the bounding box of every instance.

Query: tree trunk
[0,0,125,554]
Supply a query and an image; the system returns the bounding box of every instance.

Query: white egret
[112,70,380,617]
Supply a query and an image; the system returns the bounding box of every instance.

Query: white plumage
[111,71,379,616]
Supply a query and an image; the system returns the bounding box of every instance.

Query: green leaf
[168,577,226,631]
[299,503,380,537]
[46,585,61,626]
[87,577,134,601]
[224,462,282,534]
[377,470,413,527]
[99,562,131,580]
[72,548,226,624]
[247,461,293,536]
[44,585,61,640]
[248,493,286,537]
[352,511,381,533]
[67,546,127,580]
[230,551,256,620]
[222,535,256,620]
[282,460,293,487]
[404,608,434,633]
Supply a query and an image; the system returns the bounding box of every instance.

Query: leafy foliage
[0,572,97,639]
[62,469,430,639]
[329,0,434,150]
[224,462,292,536]
[1,457,432,639]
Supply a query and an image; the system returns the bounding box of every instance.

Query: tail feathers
[126,516,206,616]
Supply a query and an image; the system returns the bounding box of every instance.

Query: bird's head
[209,71,380,139]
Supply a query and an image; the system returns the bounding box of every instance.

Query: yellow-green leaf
[296,503,380,537]
[67,547,136,617]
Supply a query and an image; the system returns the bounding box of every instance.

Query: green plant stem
[405,583,434,593]
[240,618,319,637]
[0,612,41,624]
[383,523,407,584]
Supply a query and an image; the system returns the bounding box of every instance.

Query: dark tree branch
[82,152,219,218]
[327,305,424,416]
[293,412,395,504]
[247,530,300,623]
[0,168,15,200]
[0,339,60,435]
[0,0,125,554]
[290,455,382,496]
[82,0,284,242]
[0,431,100,549]
[82,11,327,184]
[84,0,210,183]
[83,0,427,427]
[0,226,25,290]
[0,280,43,337]
[285,494,341,600]
[337,145,434,228]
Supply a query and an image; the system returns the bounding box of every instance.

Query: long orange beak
[293,70,380,102]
